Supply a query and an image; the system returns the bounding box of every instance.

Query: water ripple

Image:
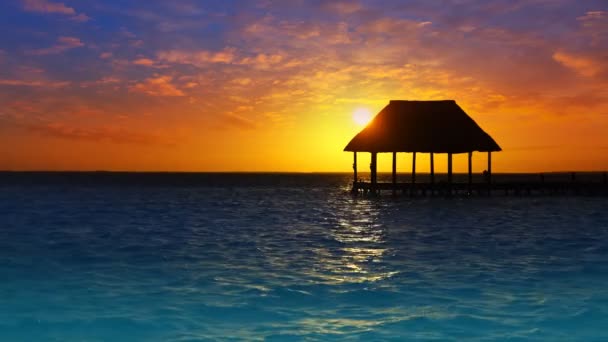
[1,177,607,340]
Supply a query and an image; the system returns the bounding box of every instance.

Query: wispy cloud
[133,58,155,66]
[24,121,175,146]
[27,36,84,55]
[3,0,608,170]
[157,48,236,66]
[0,79,70,87]
[553,51,603,77]
[129,75,185,96]
[80,77,121,88]
[220,113,256,130]
[22,0,90,22]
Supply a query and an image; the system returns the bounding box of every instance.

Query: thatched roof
[344,100,501,153]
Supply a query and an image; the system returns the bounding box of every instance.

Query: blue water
[1,173,608,341]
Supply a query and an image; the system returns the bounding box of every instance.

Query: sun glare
[352,108,372,126]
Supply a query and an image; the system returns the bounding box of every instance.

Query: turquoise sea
[1,173,607,341]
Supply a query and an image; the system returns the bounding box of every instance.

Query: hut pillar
[411,152,416,196]
[370,152,378,194]
[468,152,473,193]
[412,152,417,184]
[487,151,492,196]
[447,153,453,196]
[352,152,358,193]
[392,152,397,196]
[430,153,435,195]
[487,152,492,184]
[353,152,358,182]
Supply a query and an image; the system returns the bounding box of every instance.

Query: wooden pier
[352,173,608,197]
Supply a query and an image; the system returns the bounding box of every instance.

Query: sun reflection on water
[311,198,399,285]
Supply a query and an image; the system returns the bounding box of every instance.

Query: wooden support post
[430,153,435,184]
[353,152,358,182]
[392,152,397,196]
[352,152,358,193]
[487,152,492,196]
[447,153,453,196]
[430,152,435,195]
[370,152,377,194]
[411,152,416,196]
[468,152,472,193]
[412,152,417,184]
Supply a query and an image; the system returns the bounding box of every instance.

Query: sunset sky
[0,0,606,172]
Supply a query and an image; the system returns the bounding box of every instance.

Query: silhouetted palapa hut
[344,100,501,194]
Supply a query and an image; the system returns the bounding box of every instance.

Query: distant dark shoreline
[1,170,606,188]
[1,170,606,175]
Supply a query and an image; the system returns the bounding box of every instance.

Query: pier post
[430,152,435,196]
[411,152,416,196]
[352,152,358,193]
[447,153,453,196]
[487,151,492,195]
[370,152,377,195]
[468,152,472,194]
[392,152,397,196]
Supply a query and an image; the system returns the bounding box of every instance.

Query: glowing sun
[352,108,372,126]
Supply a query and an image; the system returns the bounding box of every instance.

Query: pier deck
[353,180,608,196]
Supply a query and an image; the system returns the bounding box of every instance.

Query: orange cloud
[239,53,284,69]
[157,48,235,66]
[0,79,70,87]
[129,75,185,96]
[24,121,175,146]
[323,1,363,14]
[80,77,121,88]
[133,58,155,66]
[552,51,602,77]
[220,113,256,130]
[231,78,252,86]
[28,36,84,55]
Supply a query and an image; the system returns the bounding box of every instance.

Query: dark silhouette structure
[344,100,501,195]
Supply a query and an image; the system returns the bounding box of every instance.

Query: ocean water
[1,173,608,341]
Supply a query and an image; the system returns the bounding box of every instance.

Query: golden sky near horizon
[0,0,607,172]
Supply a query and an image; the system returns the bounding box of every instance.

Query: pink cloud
[129,76,185,96]
[28,36,84,55]
[22,0,74,14]
[22,0,90,21]
[71,13,90,22]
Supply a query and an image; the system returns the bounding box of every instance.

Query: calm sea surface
[1,173,608,341]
